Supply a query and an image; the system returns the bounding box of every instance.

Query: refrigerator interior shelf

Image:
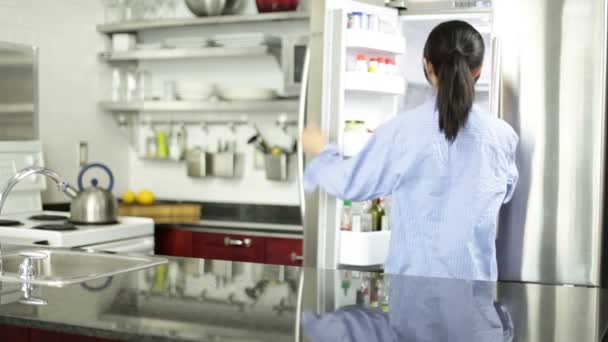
[339,230,391,266]
[99,100,299,113]
[344,72,406,95]
[345,30,406,55]
[100,46,269,62]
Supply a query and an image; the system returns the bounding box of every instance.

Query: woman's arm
[303,122,403,202]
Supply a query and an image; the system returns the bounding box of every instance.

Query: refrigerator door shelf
[339,230,391,266]
[344,72,406,95]
[345,30,406,55]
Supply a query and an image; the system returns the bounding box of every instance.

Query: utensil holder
[209,152,243,179]
[186,149,211,178]
[264,154,295,181]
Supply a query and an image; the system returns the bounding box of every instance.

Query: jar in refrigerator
[347,13,354,29]
[343,120,369,157]
[368,14,379,31]
[387,58,397,75]
[360,12,369,31]
[377,57,387,74]
[368,58,378,73]
[360,201,373,232]
[341,201,353,231]
[350,12,363,29]
[355,54,368,72]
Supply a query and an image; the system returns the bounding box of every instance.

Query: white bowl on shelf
[176,82,215,101]
[217,87,278,101]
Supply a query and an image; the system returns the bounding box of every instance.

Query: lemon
[122,190,136,205]
[136,190,156,205]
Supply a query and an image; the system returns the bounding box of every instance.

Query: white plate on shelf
[218,88,278,101]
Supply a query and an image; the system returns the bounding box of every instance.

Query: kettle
[66,163,118,225]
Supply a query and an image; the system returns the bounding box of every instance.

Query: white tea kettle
[66,163,118,225]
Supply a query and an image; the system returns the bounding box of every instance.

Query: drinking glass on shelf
[124,67,138,103]
[136,69,151,102]
[102,0,123,23]
[158,0,177,19]
[110,66,125,102]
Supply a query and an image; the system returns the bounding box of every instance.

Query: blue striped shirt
[304,99,519,281]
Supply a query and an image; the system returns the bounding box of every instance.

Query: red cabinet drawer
[192,232,265,263]
[0,324,29,341]
[265,237,303,266]
[155,228,193,257]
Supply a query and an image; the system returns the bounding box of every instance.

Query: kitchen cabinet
[0,324,117,342]
[265,237,303,266]
[0,324,29,340]
[155,228,192,257]
[192,232,266,263]
[155,228,302,265]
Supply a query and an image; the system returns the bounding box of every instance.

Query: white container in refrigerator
[339,231,391,266]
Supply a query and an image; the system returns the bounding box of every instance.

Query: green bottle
[370,199,385,232]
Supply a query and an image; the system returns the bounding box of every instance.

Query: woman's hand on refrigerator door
[302,124,328,156]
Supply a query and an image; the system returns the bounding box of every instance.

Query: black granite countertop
[0,249,605,341]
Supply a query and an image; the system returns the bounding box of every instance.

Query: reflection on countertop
[0,250,605,341]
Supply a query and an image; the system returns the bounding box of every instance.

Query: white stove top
[0,211,154,247]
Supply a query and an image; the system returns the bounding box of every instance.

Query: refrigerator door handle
[490,36,502,117]
[297,44,312,221]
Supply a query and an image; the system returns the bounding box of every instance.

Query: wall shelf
[344,72,406,95]
[97,12,310,34]
[99,100,299,113]
[345,30,406,55]
[0,103,34,114]
[100,46,269,62]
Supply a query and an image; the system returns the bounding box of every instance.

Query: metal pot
[66,163,118,225]
[184,0,244,17]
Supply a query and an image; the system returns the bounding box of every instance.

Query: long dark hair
[423,20,485,142]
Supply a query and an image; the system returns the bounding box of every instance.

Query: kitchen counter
[0,249,605,341]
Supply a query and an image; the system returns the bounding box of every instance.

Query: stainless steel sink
[0,249,167,287]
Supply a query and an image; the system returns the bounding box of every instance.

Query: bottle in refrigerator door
[370,199,385,232]
[341,201,353,231]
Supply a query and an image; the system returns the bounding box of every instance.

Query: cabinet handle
[290,252,304,262]
[224,237,252,248]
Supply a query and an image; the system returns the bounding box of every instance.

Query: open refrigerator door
[302,0,405,271]
[303,0,497,272]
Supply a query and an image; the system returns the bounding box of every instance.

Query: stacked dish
[164,37,209,49]
[212,33,266,47]
[217,87,278,101]
[176,81,215,101]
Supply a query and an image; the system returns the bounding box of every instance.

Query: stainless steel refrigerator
[300,0,608,287]
[494,0,608,287]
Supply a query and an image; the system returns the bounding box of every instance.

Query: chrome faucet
[0,167,78,275]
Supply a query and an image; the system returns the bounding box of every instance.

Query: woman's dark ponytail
[423,21,485,142]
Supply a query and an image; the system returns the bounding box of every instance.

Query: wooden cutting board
[118,203,202,224]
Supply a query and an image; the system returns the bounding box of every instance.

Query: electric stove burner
[0,220,23,227]
[32,223,77,231]
[29,214,69,221]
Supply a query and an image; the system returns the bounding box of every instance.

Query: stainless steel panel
[498,283,600,342]
[0,42,38,140]
[495,0,608,286]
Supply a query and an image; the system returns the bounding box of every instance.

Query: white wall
[0,0,130,202]
[123,4,308,206]
[0,0,308,206]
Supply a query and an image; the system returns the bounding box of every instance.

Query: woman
[302,21,518,281]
